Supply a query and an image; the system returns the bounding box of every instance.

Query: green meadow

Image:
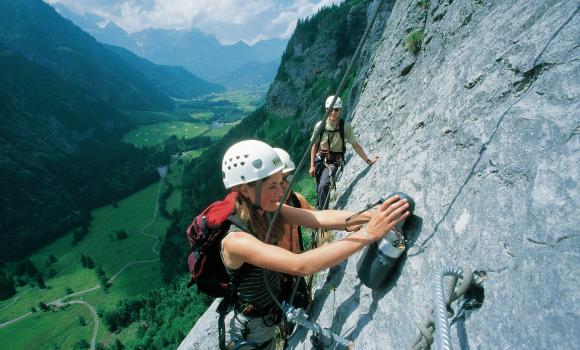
[0,88,262,349]
[0,160,188,349]
[215,88,266,113]
[122,121,209,148]
[165,169,183,214]
[121,87,264,150]
[205,121,238,139]
[2,304,96,350]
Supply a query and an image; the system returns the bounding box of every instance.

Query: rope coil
[408,267,474,350]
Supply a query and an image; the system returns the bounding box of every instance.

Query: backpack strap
[224,214,255,289]
[226,214,250,235]
[217,214,254,350]
[339,118,346,156]
[315,121,325,150]
[289,192,305,252]
[217,297,230,350]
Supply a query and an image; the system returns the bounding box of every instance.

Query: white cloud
[247,33,271,46]
[280,20,298,39]
[270,0,342,30]
[46,0,344,43]
[49,0,274,33]
[266,0,342,39]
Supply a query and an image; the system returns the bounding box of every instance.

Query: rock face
[180,0,579,348]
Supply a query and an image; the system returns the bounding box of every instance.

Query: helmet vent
[252,159,263,169]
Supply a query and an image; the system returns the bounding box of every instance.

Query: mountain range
[1,1,224,109]
[0,0,224,261]
[51,2,287,85]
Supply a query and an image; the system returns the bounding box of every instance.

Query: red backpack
[186,192,251,298]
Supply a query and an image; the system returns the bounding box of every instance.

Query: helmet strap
[254,179,263,210]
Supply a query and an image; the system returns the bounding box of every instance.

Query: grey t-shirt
[310,119,358,152]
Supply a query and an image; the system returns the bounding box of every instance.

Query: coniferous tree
[85,256,95,269]
[112,339,125,350]
[36,273,46,289]
[48,254,57,264]
[15,259,38,277]
[73,339,90,350]
[38,301,49,311]
[0,270,16,300]
[114,230,128,240]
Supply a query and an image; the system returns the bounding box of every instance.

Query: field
[0,161,186,349]
[0,87,264,349]
[121,87,262,149]
[121,121,209,148]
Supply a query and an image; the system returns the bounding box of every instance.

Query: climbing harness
[284,303,352,348]
[315,118,347,163]
[408,267,487,350]
[233,339,272,350]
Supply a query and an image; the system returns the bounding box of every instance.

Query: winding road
[0,165,170,350]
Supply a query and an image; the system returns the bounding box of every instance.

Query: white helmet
[222,140,284,189]
[273,148,295,175]
[325,95,342,109]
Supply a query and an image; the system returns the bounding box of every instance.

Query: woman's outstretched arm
[223,196,410,276]
[280,194,404,229]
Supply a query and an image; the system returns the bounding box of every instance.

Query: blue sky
[46,0,344,45]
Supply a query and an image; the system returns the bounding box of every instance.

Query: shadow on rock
[334,155,372,210]
[288,259,348,346]
[368,215,423,297]
[334,216,423,342]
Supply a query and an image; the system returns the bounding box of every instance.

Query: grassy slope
[0,79,266,350]
[205,122,238,139]
[120,87,263,149]
[0,176,173,348]
[121,121,209,148]
[2,304,94,350]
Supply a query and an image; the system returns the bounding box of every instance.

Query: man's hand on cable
[366,156,379,166]
[309,165,316,177]
[365,195,409,241]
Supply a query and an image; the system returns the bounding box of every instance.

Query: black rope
[262,0,388,316]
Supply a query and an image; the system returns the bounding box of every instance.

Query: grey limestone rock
[181,0,579,348]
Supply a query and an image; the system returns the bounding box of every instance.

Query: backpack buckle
[242,304,255,315]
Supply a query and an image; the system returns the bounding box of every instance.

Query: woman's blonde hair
[235,184,285,244]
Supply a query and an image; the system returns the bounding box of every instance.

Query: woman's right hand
[365,195,410,241]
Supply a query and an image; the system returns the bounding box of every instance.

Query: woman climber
[220,139,409,349]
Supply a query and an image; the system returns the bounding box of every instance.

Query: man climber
[309,95,378,209]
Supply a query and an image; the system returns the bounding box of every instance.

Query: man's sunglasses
[283,174,294,183]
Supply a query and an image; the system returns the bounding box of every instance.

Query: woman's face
[280,173,293,202]
[241,171,284,212]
